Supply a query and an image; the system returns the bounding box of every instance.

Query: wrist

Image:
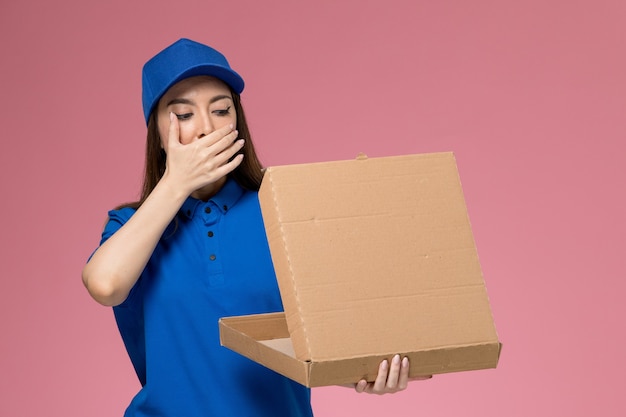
[158,171,193,203]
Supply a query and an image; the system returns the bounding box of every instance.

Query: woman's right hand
[82,111,245,307]
[162,112,244,198]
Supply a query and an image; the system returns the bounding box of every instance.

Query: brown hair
[117,90,264,210]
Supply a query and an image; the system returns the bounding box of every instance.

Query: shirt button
[209,254,216,261]
[223,205,228,211]
[207,231,214,237]
[204,207,211,214]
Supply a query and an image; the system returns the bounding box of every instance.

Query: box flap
[220,313,501,387]
[258,152,499,363]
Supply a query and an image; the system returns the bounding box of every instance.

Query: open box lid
[258,152,499,364]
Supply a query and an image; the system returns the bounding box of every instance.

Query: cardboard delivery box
[219,152,501,387]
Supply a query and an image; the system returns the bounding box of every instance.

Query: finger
[355,379,367,394]
[223,138,245,161]
[196,123,237,148]
[372,359,389,393]
[386,354,402,390]
[396,356,410,390]
[165,112,180,152]
[208,138,245,173]
[213,130,242,157]
[203,150,245,185]
[213,149,244,177]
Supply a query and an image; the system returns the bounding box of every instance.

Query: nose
[198,113,214,139]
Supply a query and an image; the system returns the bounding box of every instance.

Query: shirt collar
[180,178,246,219]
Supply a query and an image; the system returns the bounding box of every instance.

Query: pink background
[1,0,624,415]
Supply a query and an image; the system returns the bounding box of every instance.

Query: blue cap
[141,38,245,124]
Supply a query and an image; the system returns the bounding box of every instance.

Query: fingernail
[381,360,388,371]
[392,354,401,365]
[402,357,409,368]
[169,112,175,121]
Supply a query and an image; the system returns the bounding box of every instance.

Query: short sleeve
[100,207,137,245]
[93,207,141,308]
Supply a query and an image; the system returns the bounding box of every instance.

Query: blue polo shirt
[100,179,313,417]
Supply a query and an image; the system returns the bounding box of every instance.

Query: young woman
[83,38,423,417]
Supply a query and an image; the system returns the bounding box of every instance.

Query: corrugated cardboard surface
[220,152,501,386]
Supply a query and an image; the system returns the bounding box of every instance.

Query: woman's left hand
[354,355,432,395]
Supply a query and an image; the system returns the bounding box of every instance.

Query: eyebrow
[166,95,233,107]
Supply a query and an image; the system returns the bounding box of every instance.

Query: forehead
[161,75,232,102]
